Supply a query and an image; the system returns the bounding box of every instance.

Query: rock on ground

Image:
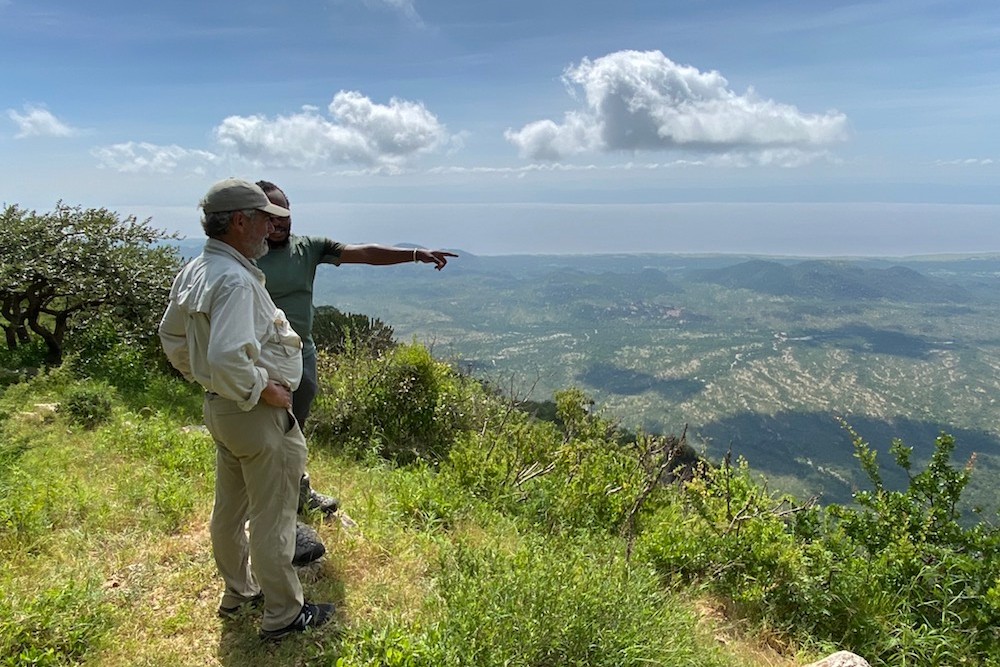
[804,651,871,667]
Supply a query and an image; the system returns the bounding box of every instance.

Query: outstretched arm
[339,244,458,270]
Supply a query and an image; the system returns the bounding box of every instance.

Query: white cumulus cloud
[91,142,218,174]
[213,91,449,168]
[506,50,849,164]
[7,104,79,138]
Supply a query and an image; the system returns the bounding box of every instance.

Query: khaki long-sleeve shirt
[159,238,303,411]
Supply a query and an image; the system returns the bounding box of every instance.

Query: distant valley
[178,240,1000,514]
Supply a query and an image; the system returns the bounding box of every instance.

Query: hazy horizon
[163,201,1000,257]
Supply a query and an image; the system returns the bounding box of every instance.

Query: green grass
[9,335,995,666]
[0,370,770,667]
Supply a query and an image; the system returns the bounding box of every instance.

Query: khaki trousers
[203,394,307,631]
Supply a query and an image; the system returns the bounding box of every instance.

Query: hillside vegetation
[307,252,1000,514]
[2,321,999,666]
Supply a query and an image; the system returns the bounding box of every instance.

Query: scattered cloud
[933,158,996,167]
[213,91,451,168]
[358,0,423,26]
[7,104,79,138]
[91,142,218,174]
[91,91,451,174]
[506,50,849,164]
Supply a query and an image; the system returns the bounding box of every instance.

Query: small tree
[0,202,181,365]
[312,304,395,355]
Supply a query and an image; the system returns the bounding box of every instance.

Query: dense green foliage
[334,537,731,667]
[0,203,180,365]
[311,343,475,464]
[313,305,396,356]
[308,341,1000,666]
[60,383,113,428]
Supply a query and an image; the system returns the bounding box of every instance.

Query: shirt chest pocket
[269,310,303,357]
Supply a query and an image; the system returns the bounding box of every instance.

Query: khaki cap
[200,178,290,217]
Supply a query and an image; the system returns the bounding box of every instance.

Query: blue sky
[2,0,998,255]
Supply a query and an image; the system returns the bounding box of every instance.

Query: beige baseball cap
[200,178,290,216]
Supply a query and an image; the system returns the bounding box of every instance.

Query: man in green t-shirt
[256,181,456,560]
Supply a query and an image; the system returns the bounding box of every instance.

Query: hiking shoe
[293,522,326,566]
[218,592,264,618]
[305,488,339,515]
[298,473,339,516]
[259,601,335,641]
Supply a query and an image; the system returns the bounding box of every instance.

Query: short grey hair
[202,208,257,238]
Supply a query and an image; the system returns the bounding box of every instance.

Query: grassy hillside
[2,335,999,666]
[0,354,786,667]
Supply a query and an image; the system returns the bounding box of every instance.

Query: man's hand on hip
[261,380,293,409]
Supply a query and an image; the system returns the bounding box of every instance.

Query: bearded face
[267,215,291,248]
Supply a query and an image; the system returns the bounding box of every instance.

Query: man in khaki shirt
[159,178,334,640]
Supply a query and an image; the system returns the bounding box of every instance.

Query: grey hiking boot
[259,601,335,641]
[298,472,339,516]
[293,522,326,566]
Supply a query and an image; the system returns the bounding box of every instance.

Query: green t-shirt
[257,235,344,349]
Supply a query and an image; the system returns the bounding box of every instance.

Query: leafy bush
[64,316,163,394]
[822,430,1000,664]
[637,456,811,616]
[443,388,662,537]
[637,431,1000,666]
[313,305,396,356]
[311,343,475,464]
[61,384,114,428]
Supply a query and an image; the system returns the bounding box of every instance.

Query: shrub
[313,305,396,356]
[443,387,686,538]
[821,430,1000,664]
[63,316,170,398]
[311,343,474,464]
[61,384,114,428]
[443,411,560,510]
[637,432,1000,666]
[637,456,811,619]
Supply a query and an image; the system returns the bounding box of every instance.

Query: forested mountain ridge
[695,259,971,303]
